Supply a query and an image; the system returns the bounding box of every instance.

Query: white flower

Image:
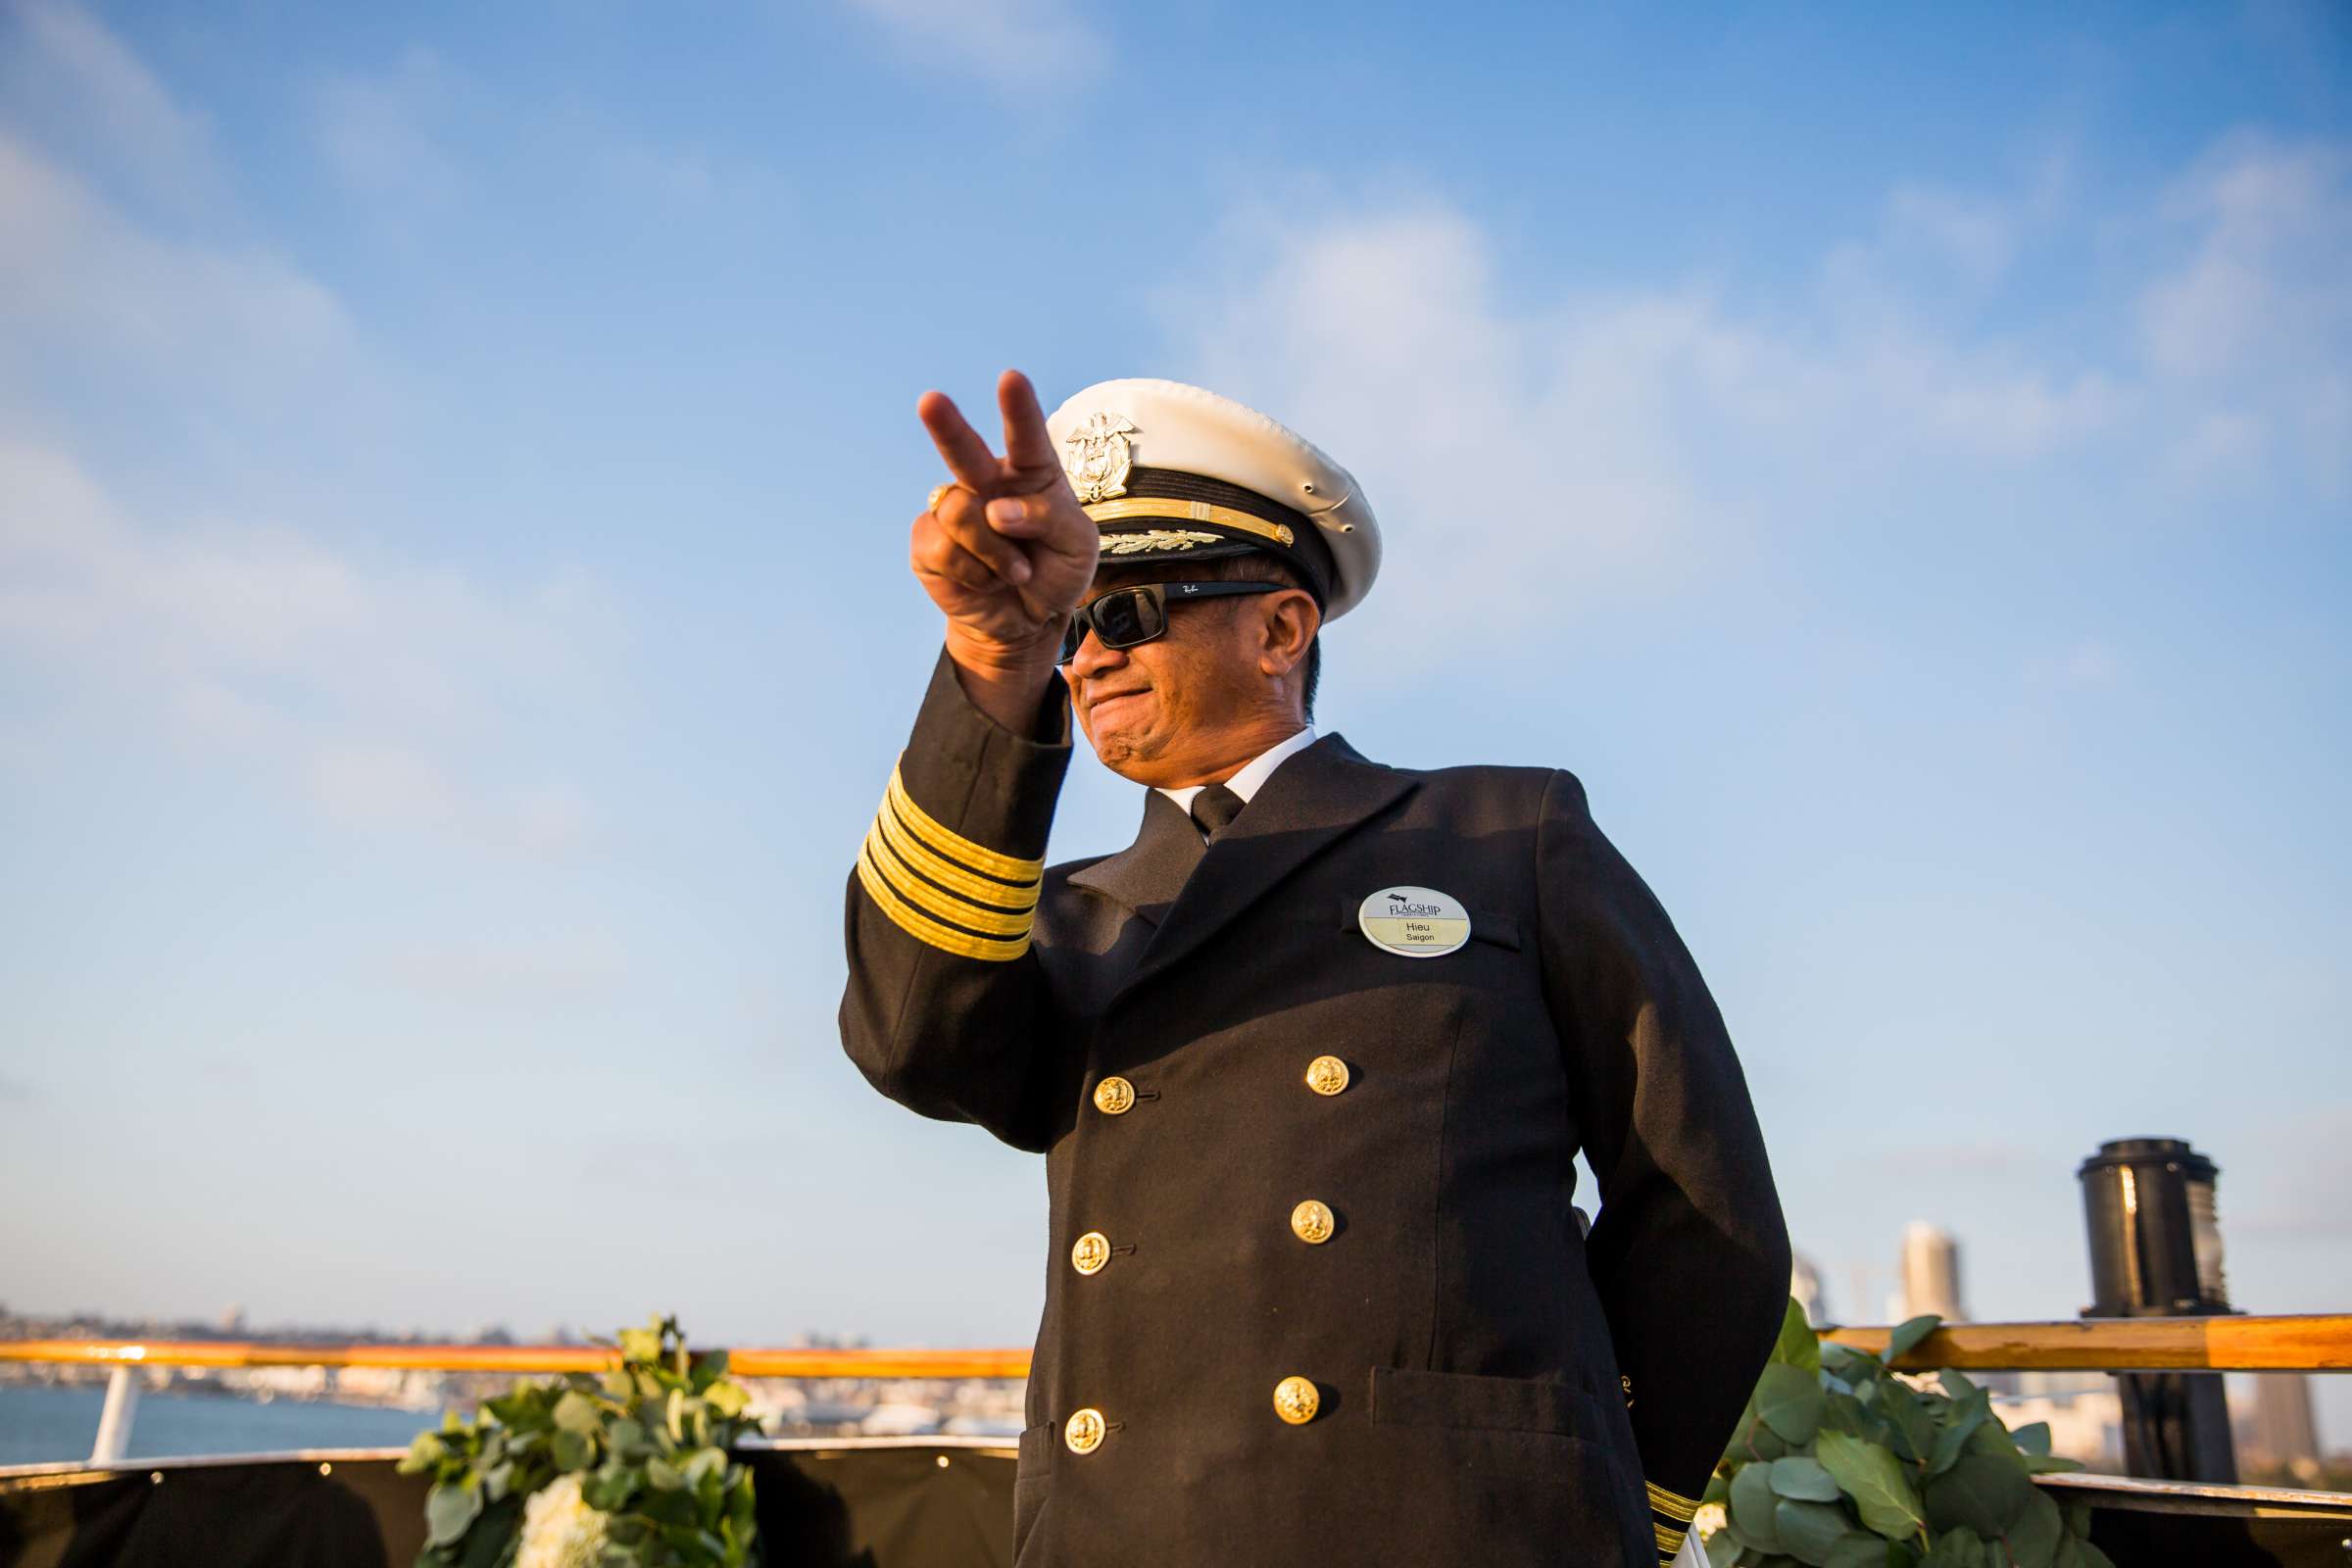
[514,1473,611,1568]
[1691,1501,1729,1539]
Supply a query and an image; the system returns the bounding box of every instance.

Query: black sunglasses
[1057,581,1282,664]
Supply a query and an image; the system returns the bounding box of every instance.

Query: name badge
[1357,886,1472,958]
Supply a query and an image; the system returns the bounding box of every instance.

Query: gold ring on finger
[928,482,958,513]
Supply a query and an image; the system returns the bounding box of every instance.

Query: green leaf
[1927,1391,1991,1477]
[610,1417,650,1454]
[1920,1527,1984,1568]
[1924,1453,2033,1537]
[582,1465,635,1512]
[424,1481,482,1547]
[1822,1343,1879,1378]
[1776,1497,1852,1565]
[1825,1535,1891,1568]
[1823,1391,1875,1440]
[1878,1377,1937,1463]
[646,1455,685,1492]
[1937,1369,1980,1402]
[1771,1456,1843,1502]
[704,1381,749,1420]
[2006,1488,2064,1568]
[1758,1362,1826,1445]
[1884,1316,1941,1363]
[1776,1297,1823,1373]
[2009,1421,2052,1457]
[1815,1430,1929,1544]
[2024,1454,2083,1475]
[551,1428,595,1472]
[553,1390,602,1435]
[603,1368,637,1401]
[1704,1530,1744,1568]
[399,1432,449,1475]
[1733,1462,1785,1551]
[480,1460,514,1502]
[1966,1421,2019,1458]
[620,1326,662,1364]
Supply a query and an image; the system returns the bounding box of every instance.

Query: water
[0,1386,444,1465]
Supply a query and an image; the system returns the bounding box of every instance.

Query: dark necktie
[1189,782,1245,842]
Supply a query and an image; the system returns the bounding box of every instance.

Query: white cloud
[2025,639,2125,692]
[0,437,617,852]
[308,48,464,209]
[2141,136,2350,379]
[0,0,221,209]
[375,933,630,1004]
[306,742,460,831]
[2137,135,2352,491]
[1166,136,2345,627]
[0,132,351,394]
[845,0,1105,88]
[1167,196,2129,625]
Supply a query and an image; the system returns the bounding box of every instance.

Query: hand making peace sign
[910,370,1100,667]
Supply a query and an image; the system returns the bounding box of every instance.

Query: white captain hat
[1045,378,1382,620]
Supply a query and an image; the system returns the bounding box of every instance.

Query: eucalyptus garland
[399,1315,761,1568]
[1703,1300,2113,1568]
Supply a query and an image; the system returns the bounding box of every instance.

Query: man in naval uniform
[839,369,1790,1567]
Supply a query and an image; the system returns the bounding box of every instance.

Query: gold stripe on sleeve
[856,848,1031,962]
[1646,1482,1699,1523]
[862,822,1035,938]
[875,799,1042,911]
[887,765,1046,884]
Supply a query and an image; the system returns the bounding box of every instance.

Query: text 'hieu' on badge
[1357,886,1472,957]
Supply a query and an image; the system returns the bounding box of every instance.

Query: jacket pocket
[1012,1422,1054,1559]
[1368,1366,1606,1443]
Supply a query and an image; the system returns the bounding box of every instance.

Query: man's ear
[1258,590,1321,677]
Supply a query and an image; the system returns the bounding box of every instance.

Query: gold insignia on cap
[1101,528,1222,556]
[1063,412,1137,503]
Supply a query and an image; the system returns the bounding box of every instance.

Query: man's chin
[1087,724,1164,775]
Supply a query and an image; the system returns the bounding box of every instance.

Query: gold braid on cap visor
[856,762,1045,961]
[1083,497,1295,549]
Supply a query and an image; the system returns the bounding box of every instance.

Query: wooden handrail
[1822,1313,2352,1372]
[2,1315,2346,1378]
[0,1343,1030,1379]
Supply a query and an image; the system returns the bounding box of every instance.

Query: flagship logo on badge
[1357,886,1471,957]
[1063,412,1137,503]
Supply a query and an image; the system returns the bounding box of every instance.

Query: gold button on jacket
[1272,1376,1320,1425]
[1064,1408,1105,1453]
[1290,1200,1335,1244]
[1070,1230,1110,1275]
[1092,1075,1136,1114]
[1304,1054,1350,1096]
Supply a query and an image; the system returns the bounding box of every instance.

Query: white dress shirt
[1157,725,1317,835]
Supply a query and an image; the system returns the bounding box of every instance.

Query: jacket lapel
[1066,788,1206,928]
[1107,734,1417,1004]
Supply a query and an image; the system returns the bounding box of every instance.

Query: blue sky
[2,0,2347,1432]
